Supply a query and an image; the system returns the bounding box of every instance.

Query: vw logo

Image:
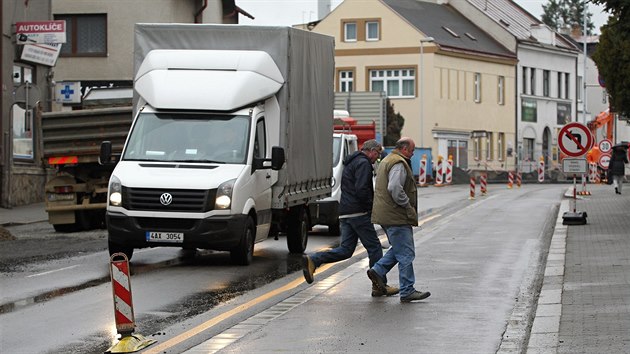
[159,193,173,206]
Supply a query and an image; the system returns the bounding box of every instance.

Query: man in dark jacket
[609,144,628,194]
[303,139,398,297]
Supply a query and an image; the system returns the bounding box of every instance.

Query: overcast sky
[237,0,610,34]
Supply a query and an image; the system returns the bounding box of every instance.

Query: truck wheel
[108,240,134,261]
[230,217,255,265]
[287,206,309,253]
[328,222,340,236]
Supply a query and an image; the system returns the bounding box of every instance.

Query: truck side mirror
[100,141,112,165]
[271,146,285,170]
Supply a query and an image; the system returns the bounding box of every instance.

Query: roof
[383,0,515,59]
[465,0,577,50]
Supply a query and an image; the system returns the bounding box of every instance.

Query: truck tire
[287,206,309,253]
[108,240,134,261]
[230,217,255,265]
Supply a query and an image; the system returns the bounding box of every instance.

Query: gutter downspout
[194,0,208,24]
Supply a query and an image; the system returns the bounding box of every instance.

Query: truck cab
[310,133,358,234]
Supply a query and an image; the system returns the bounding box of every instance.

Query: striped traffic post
[418,154,428,187]
[480,173,487,195]
[516,171,522,188]
[106,253,156,353]
[435,155,444,186]
[537,156,545,183]
[469,176,476,199]
[445,155,453,184]
[507,171,514,189]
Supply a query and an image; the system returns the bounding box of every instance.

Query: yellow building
[313,0,518,173]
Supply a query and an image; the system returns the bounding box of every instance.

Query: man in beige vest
[367,137,431,302]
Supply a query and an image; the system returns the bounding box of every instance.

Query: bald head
[395,137,415,159]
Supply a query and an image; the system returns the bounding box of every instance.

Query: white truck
[309,133,358,235]
[100,24,334,265]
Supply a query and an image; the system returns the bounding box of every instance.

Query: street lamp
[420,37,434,148]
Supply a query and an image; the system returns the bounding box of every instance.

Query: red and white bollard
[469,176,476,199]
[480,173,487,195]
[516,171,522,188]
[537,156,545,183]
[507,171,514,189]
[418,154,428,187]
[435,155,444,186]
[106,253,156,352]
[445,155,453,184]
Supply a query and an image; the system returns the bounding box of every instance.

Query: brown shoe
[302,255,316,284]
[367,269,387,293]
[372,284,400,297]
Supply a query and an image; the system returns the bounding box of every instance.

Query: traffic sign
[562,158,587,174]
[558,122,594,157]
[599,153,611,170]
[599,139,612,154]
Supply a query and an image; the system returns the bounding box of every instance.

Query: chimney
[571,24,582,39]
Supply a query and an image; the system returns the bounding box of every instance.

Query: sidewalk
[527,183,630,353]
[0,202,47,226]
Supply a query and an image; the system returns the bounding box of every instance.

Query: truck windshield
[122,112,250,164]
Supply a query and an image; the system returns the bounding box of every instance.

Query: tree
[541,0,595,35]
[592,15,630,117]
[384,99,405,146]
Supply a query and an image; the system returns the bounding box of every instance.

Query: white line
[26,264,80,278]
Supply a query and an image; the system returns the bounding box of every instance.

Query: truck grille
[122,187,216,212]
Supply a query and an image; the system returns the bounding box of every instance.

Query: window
[366,21,379,41]
[486,132,493,160]
[344,22,357,42]
[369,68,415,98]
[56,14,106,56]
[530,68,536,95]
[522,98,537,122]
[12,64,35,160]
[498,133,505,160]
[447,139,468,168]
[557,72,563,98]
[339,70,354,92]
[522,66,527,94]
[254,119,266,159]
[474,137,482,160]
[498,76,505,105]
[474,72,481,103]
[564,73,570,99]
[543,70,550,97]
[523,138,535,161]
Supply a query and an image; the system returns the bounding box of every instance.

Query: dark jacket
[609,148,628,176]
[338,151,374,215]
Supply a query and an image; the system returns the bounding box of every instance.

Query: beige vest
[371,150,418,226]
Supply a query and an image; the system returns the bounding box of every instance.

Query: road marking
[26,265,79,278]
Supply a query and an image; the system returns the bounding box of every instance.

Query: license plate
[146,231,184,243]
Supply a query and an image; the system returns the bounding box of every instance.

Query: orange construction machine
[586,109,615,180]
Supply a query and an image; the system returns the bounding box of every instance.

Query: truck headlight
[331,176,336,187]
[215,179,235,209]
[109,175,122,206]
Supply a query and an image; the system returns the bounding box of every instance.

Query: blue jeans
[310,214,384,279]
[371,225,416,297]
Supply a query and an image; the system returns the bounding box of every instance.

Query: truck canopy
[135,50,284,111]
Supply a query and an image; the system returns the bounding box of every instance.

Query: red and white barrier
[480,173,487,195]
[507,171,514,189]
[469,176,476,199]
[418,154,427,187]
[107,253,156,352]
[435,156,444,186]
[516,171,522,188]
[537,157,545,183]
[445,155,453,184]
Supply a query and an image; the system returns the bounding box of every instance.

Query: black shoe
[615,187,619,194]
[400,290,431,303]
[367,269,386,293]
[302,255,315,284]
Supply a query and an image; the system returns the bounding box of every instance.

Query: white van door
[251,117,273,241]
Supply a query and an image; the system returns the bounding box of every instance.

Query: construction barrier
[445,155,453,184]
[589,163,599,183]
[516,171,522,188]
[469,176,476,199]
[435,155,444,186]
[106,253,156,353]
[507,171,513,189]
[578,174,591,195]
[418,154,428,187]
[480,173,487,195]
[537,156,545,183]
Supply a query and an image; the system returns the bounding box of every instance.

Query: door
[252,117,273,241]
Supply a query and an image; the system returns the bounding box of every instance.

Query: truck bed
[41,106,132,164]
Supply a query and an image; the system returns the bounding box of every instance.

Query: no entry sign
[558,122,594,157]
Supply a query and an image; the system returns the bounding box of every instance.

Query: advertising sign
[21,43,61,66]
[16,21,66,44]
